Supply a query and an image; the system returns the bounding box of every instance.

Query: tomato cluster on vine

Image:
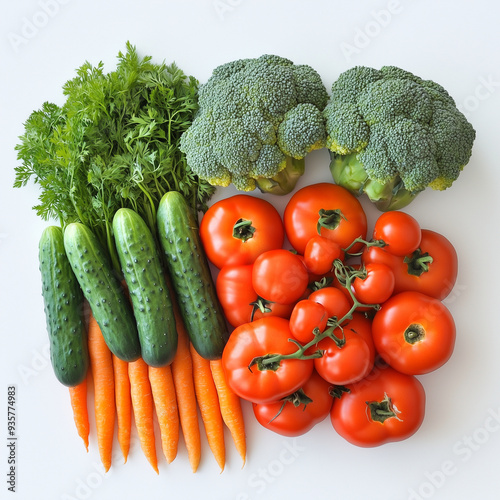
[200,183,458,447]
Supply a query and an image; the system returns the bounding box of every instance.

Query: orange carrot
[149,365,179,464]
[171,304,201,473]
[210,359,246,467]
[190,344,225,472]
[129,357,158,473]
[112,355,131,463]
[87,312,115,472]
[69,375,90,452]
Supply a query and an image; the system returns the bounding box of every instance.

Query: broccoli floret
[180,55,328,195]
[324,65,476,210]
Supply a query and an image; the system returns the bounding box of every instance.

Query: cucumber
[112,208,177,367]
[39,226,88,387]
[63,222,141,362]
[157,191,228,360]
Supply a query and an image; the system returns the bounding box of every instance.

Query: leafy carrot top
[14,42,214,261]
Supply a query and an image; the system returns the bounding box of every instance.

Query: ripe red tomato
[331,365,426,447]
[351,262,395,305]
[372,291,456,375]
[289,299,329,345]
[303,236,343,275]
[200,194,284,269]
[252,249,309,305]
[362,229,458,300]
[252,370,333,437]
[216,264,294,327]
[314,313,375,385]
[221,317,314,404]
[308,286,352,321]
[283,183,368,255]
[373,211,421,256]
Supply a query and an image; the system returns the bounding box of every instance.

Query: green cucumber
[157,191,228,360]
[39,226,88,387]
[112,208,177,367]
[63,222,141,362]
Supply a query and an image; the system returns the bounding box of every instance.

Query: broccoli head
[323,65,476,211]
[180,55,328,195]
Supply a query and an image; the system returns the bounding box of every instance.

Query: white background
[1,1,500,499]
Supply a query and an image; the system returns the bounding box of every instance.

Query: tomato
[303,236,343,275]
[289,299,329,344]
[308,286,352,321]
[252,249,309,305]
[252,370,333,437]
[372,291,456,375]
[221,317,314,404]
[283,183,368,255]
[373,211,421,256]
[314,313,375,385]
[200,194,284,269]
[331,365,426,447]
[351,262,395,305]
[362,229,458,300]
[216,264,293,327]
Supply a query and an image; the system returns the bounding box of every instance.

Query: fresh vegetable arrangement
[14,44,469,469]
[204,185,458,447]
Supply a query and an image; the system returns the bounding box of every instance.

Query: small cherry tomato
[373,211,421,256]
[308,286,352,322]
[372,291,456,375]
[200,194,284,269]
[351,262,395,305]
[314,313,375,385]
[252,249,309,305]
[303,236,343,275]
[252,370,334,437]
[289,299,329,345]
[221,317,314,404]
[331,365,426,447]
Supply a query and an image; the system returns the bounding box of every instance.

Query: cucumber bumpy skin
[157,191,228,360]
[39,226,89,386]
[113,208,177,367]
[63,222,141,362]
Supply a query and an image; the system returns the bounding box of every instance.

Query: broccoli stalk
[330,152,418,211]
[255,156,305,195]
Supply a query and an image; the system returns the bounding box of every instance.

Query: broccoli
[323,65,476,211]
[180,55,328,195]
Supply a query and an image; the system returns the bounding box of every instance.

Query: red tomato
[351,263,395,305]
[362,229,458,300]
[216,264,294,327]
[252,370,333,437]
[331,365,426,447]
[314,313,375,385]
[289,299,329,344]
[303,236,343,275]
[221,317,314,404]
[283,183,368,255]
[308,286,352,322]
[200,194,284,269]
[373,211,421,256]
[252,249,309,305]
[372,291,456,375]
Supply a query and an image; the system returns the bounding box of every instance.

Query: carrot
[171,302,201,473]
[69,375,90,452]
[129,357,158,474]
[112,355,131,463]
[87,312,115,472]
[149,365,179,464]
[210,359,246,467]
[189,344,225,472]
